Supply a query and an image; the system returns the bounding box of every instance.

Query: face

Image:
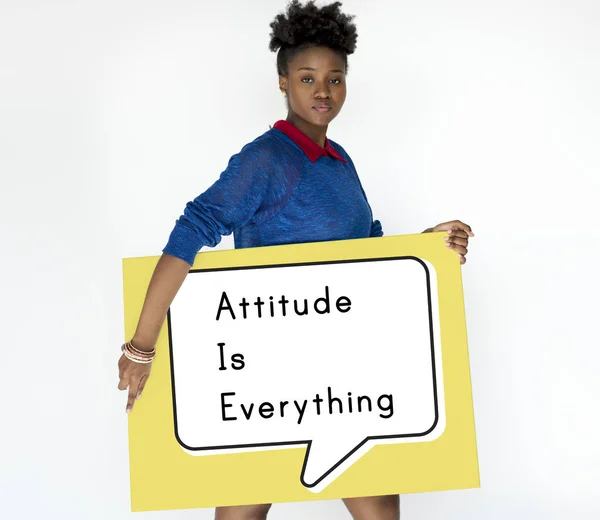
[279,46,347,128]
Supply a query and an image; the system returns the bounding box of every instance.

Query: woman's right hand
[117,253,192,414]
[118,353,152,414]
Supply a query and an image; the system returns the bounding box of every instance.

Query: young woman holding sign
[117,1,474,518]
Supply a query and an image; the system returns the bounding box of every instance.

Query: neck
[286,113,328,148]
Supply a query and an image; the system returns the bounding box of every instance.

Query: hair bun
[269,0,357,55]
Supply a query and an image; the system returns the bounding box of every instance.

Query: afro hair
[269,0,358,75]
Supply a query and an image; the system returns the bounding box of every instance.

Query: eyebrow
[296,67,345,73]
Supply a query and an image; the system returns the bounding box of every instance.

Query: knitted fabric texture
[163,127,383,266]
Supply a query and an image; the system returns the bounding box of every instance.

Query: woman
[118,1,474,519]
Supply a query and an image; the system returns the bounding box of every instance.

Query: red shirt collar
[273,120,347,163]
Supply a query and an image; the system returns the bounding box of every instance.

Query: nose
[313,79,331,99]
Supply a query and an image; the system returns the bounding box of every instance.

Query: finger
[433,221,474,237]
[118,374,129,391]
[126,383,138,414]
[449,221,474,237]
[444,236,468,247]
[136,374,148,400]
[446,243,468,255]
[459,254,467,265]
[447,228,469,239]
[118,355,128,380]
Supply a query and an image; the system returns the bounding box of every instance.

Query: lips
[313,105,332,113]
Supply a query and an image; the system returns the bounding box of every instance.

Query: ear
[278,75,287,93]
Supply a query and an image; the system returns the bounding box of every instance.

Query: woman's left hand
[423,220,474,265]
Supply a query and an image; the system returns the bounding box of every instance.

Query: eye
[300,76,343,85]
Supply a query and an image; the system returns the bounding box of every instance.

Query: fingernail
[444,236,449,241]
[126,408,131,414]
[136,394,141,400]
[446,242,450,247]
[448,230,453,234]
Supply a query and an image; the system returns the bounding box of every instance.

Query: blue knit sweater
[163,127,383,266]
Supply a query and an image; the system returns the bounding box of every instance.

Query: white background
[1,0,598,519]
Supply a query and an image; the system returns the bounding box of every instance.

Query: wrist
[131,335,156,352]
[122,340,155,364]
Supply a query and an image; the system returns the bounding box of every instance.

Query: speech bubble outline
[167,256,442,490]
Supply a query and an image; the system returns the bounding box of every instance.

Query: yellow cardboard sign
[123,233,479,512]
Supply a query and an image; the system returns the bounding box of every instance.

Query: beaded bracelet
[121,340,155,364]
[128,340,156,357]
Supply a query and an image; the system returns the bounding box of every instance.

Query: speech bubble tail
[300,437,371,492]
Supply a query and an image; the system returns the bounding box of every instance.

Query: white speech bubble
[168,256,445,492]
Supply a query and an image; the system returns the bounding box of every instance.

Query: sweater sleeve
[162,141,273,265]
